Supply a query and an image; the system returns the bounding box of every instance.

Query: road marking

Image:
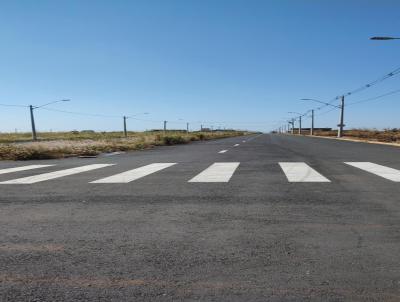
[189,162,240,182]
[0,164,114,184]
[242,140,246,143]
[345,162,400,182]
[218,150,228,154]
[0,165,54,175]
[91,163,176,183]
[279,162,330,182]
[234,144,240,147]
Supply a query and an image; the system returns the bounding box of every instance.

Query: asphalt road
[1,133,400,301]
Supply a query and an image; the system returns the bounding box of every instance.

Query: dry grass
[313,128,400,144]
[0,130,249,160]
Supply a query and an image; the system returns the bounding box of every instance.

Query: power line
[40,107,123,119]
[347,88,400,106]
[0,103,27,108]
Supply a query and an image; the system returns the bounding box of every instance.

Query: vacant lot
[0,130,249,160]
[312,129,400,145]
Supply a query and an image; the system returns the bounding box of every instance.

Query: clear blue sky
[0,0,399,132]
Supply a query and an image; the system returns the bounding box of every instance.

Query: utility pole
[164,120,167,133]
[123,116,127,138]
[298,116,302,135]
[200,125,203,131]
[186,122,189,134]
[30,105,37,141]
[291,119,295,134]
[337,96,345,138]
[310,109,314,136]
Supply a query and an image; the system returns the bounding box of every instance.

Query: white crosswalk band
[189,162,240,182]
[0,165,54,175]
[0,164,114,184]
[345,162,400,182]
[91,163,177,183]
[279,162,330,182]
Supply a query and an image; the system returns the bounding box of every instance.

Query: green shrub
[162,135,187,145]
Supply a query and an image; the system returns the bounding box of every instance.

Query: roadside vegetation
[313,128,400,144]
[0,130,249,160]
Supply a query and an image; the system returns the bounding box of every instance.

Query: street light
[30,99,71,141]
[123,112,149,137]
[370,36,400,40]
[178,119,189,133]
[288,111,303,135]
[301,97,345,138]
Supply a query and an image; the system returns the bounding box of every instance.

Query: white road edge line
[218,150,228,154]
[279,162,330,182]
[0,164,114,184]
[91,163,177,183]
[189,162,240,183]
[345,162,400,182]
[0,165,54,175]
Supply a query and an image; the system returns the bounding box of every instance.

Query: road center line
[0,164,114,184]
[345,162,400,182]
[218,150,228,154]
[234,144,240,147]
[91,163,177,183]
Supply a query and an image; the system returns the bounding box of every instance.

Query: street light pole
[311,109,314,136]
[337,96,345,138]
[298,116,302,135]
[123,116,127,138]
[29,99,70,141]
[30,105,37,141]
[122,112,149,137]
[291,119,295,134]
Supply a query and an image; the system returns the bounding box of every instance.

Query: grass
[313,128,400,144]
[0,130,250,160]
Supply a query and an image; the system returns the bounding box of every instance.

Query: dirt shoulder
[0,131,252,160]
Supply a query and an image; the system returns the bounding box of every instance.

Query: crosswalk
[0,161,399,185]
[91,163,176,183]
[279,162,330,182]
[189,162,240,183]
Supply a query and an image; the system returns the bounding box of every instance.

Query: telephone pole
[186,122,189,134]
[164,120,167,133]
[337,96,345,138]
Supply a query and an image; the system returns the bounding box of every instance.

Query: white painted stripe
[91,163,176,183]
[345,162,400,182]
[218,150,228,154]
[0,164,114,184]
[279,162,330,182]
[234,144,240,147]
[242,140,246,143]
[189,162,240,183]
[0,165,53,175]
